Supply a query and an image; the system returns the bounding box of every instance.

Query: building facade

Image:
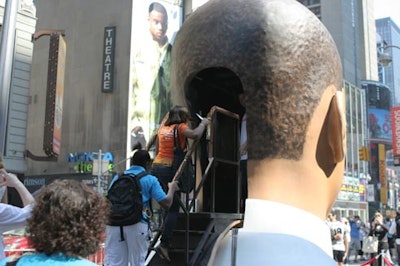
[297,0,378,84]
[0,0,36,173]
[335,80,369,220]
[25,0,193,194]
[297,0,382,220]
[376,18,400,105]
[361,81,394,214]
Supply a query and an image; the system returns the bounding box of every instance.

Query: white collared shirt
[242,199,333,258]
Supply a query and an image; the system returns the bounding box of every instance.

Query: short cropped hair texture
[130,149,151,168]
[149,2,168,19]
[244,1,342,160]
[169,0,342,161]
[27,179,109,257]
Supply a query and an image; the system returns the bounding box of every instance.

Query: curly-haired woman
[0,179,109,266]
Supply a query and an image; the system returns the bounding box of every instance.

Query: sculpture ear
[316,95,344,177]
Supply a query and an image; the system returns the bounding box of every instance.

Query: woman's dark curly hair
[26,179,109,257]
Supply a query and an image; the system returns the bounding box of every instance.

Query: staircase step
[147,212,243,265]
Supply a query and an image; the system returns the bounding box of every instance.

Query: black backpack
[106,171,148,227]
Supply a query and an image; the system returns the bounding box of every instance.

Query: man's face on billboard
[149,10,168,43]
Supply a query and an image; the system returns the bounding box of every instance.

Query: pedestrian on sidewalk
[369,212,390,266]
[348,215,362,263]
[0,161,35,261]
[105,150,179,266]
[328,213,349,266]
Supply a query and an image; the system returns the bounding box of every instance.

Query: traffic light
[358,146,369,161]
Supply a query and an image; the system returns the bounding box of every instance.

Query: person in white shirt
[0,167,35,261]
[328,214,349,266]
[195,0,345,265]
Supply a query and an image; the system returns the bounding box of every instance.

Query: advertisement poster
[391,107,400,156]
[368,108,392,141]
[53,35,66,156]
[128,1,183,155]
[379,144,388,204]
[338,175,362,202]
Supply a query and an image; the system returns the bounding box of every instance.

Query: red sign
[391,107,400,156]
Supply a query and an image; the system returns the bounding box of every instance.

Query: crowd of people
[327,211,400,266]
[0,104,209,266]
[0,167,109,266]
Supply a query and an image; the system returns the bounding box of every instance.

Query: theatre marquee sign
[102,26,116,93]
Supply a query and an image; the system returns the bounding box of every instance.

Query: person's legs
[346,239,354,263]
[160,191,180,249]
[151,164,173,192]
[359,239,365,260]
[104,225,128,266]
[354,239,362,262]
[151,164,173,228]
[151,164,177,260]
[388,237,396,262]
[333,250,345,266]
[377,242,389,266]
[126,223,151,266]
[396,241,400,265]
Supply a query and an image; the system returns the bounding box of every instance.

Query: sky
[374,0,400,26]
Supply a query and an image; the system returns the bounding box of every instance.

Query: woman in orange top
[152,105,209,261]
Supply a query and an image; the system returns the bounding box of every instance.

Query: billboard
[128,1,183,154]
[379,144,387,204]
[44,34,66,156]
[391,107,400,156]
[338,175,364,202]
[368,108,392,141]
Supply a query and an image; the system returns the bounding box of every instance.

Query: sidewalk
[345,253,398,266]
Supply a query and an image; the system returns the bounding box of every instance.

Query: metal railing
[146,105,240,265]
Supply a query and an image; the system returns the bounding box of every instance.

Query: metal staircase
[146,106,243,266]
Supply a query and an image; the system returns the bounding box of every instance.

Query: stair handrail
[207,220,243,266]
[146,105,239,265]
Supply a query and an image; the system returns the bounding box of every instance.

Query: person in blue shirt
[0,179,109,266]
[348,215,362,263]
[104,149,179,266]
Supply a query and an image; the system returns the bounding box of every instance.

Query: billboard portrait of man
[129,1,182,151]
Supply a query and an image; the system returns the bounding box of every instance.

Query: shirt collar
[243,199,333,257]
[126,165,146,173]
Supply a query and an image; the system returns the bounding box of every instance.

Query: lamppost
[378,44,400,67]
[378,43,400,210]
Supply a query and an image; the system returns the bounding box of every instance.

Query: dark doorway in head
[186,67,244,213]
[186,67,245,120]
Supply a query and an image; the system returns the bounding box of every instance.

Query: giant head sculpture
[170,0,345,217]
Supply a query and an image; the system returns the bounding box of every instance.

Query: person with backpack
[104,150,179,266]
[151,105,209,262]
